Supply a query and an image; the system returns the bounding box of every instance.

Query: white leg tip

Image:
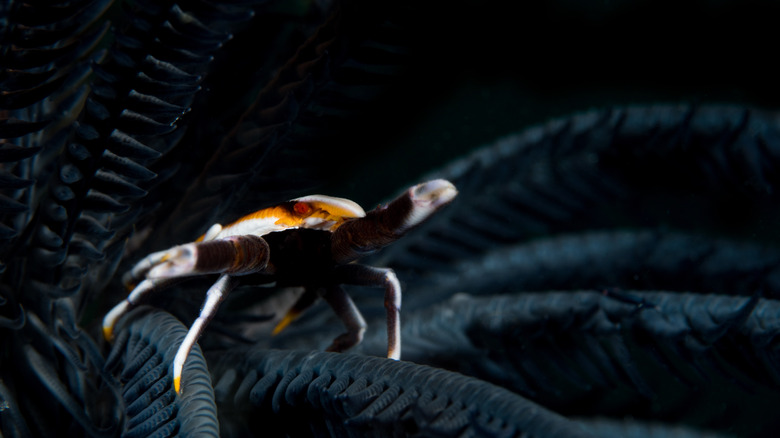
[103,301,130,341]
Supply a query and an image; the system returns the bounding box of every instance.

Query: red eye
[294,202,312,215]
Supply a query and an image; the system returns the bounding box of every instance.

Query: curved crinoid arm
[331,179,457,264]
[208,349,596,437]
[103,235,270,341]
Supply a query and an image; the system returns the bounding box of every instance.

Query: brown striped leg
[321,285,367,353]
[330,179,457,264]
[334,264,402,360]
[104,236,270,342]
[146,235,270,278]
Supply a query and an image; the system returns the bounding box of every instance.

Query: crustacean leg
[121,223,225,288]
[330,179,458,264]
[320,284,368,354]
[329,179,457,360]
[102,277,184,341]
[172,273,238,394]
[271,287,321,336]
[332,264,401,359]
[103,235,270,340]
[103,235,270,393]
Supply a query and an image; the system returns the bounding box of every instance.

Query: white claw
[412,179,458,206]
[146,245,197,278]
[123,249,170,287]
[402,179,458,231]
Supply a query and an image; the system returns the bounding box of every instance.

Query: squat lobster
[103,180,457,393]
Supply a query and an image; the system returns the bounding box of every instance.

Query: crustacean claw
[103,236,270,342]
[403,179,459,231]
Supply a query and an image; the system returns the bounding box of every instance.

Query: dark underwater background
[2,0,780,436]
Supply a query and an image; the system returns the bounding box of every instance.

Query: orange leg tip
[174,376,181,394]
[271,311,299,336]
[103,326,113,342]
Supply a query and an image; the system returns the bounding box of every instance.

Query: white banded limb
[172,274,238,394]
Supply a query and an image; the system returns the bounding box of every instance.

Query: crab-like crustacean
[103,179,457,393]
